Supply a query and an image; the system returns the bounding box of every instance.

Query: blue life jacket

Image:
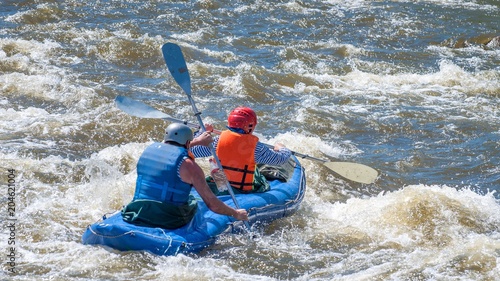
[133,142,192,206]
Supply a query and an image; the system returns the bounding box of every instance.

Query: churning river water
[1,0,499,280]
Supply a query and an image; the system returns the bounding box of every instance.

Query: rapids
[1,0,499,280]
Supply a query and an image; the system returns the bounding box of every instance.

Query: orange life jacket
[216,130,258,191]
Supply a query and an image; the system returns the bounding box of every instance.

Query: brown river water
[1,1,499,280]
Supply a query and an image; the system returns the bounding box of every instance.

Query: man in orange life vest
[191,107,292,194]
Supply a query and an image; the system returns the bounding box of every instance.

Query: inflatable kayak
[81,155,306,256]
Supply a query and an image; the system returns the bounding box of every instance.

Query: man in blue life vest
[191,107,292,194]
[122,123,248,229]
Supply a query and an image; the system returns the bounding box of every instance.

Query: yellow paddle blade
[323,162,378,184]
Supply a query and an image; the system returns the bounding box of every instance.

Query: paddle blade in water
[115,96,169,119]
[162,43,191,95]
[324,162,378,184]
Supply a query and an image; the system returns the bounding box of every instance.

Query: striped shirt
[191,133,292,166]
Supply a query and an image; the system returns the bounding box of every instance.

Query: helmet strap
[227,126,248,134]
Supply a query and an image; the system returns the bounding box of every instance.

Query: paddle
[161,42,252,231]
[115,95,379,184]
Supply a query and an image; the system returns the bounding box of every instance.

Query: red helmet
[227,107,257,133]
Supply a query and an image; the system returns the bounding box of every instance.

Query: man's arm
[189,131,213,147]
[190,137,218,158]
[179,158,248,221]
[254,142,292,166]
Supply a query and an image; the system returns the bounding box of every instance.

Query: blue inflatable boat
[81,155,306,256]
